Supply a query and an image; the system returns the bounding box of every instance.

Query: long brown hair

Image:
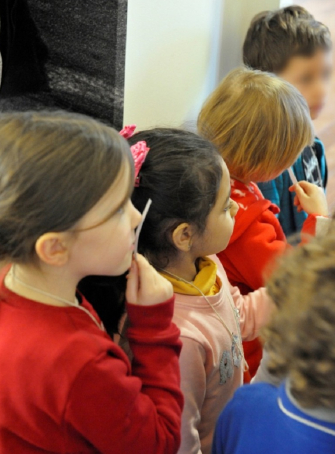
[0,110,133,263]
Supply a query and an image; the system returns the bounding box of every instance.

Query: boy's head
[243,5,332,119]
[265,228,335,409]
[198,67,313,183]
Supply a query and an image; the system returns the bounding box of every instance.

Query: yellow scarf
[161,257,221,296]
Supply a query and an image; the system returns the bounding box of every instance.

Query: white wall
[124,0,282,130]
[219,0,283,77]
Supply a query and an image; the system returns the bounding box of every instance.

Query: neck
[5,263,78,307]
[231,175,250,185]
[164,253,199,282]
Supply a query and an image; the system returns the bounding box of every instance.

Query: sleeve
[302,214,331,239]
[229,284,274,341]
[314,137,328,189]
[64,298,184,454]
[211,395,241,454]
[178,337,207,454]
[211,412,229,454]
[224,210,289,290]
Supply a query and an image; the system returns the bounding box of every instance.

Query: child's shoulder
[230,178,273,212]
[218,382,279,423]
[229,178,280,241]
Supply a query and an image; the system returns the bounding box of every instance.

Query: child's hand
[126,254,173,306]
[289,181,328,217]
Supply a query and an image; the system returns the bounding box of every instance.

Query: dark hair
[0,110,133,263]
[243,5,332,73]
[129,128,223,269]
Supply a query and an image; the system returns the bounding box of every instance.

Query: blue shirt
[257,139,327,238]
[212,382,335,454]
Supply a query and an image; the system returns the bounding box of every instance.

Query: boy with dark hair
[243,5,332,237]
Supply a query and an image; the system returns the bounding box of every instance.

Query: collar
[277,381,335,436]
[161,257,221,296]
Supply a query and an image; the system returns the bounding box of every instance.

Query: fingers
[289,181,328,216]
[135,253,154,281]
[125,259,139,304]
[295,180,319,196]
[126,254,173,306]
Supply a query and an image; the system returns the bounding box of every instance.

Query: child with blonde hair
[0,111,183,454]
[127,127,325,454]
[212,229,335,454]
[198,67,329,379]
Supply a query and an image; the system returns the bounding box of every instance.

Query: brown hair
[0,110,133,263]
[198,67,313,182]
[243,5,332,73]
[265,228,335,409]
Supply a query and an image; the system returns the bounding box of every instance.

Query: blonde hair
[265,229,335,409]
[198,67,314,182]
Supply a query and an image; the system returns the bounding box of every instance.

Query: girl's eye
[323,68,332,81]
[117,203,127,215]
[299,74,313,84]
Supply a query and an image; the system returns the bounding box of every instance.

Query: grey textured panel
[0,0,127,128]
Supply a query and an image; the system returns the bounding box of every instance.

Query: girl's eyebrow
[73,192,130,232]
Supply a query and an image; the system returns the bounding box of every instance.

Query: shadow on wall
[218,0,282,78]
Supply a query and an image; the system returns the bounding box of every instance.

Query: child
[127,128,324,454]
[198,67,329,379]
[212,229,335,454]
[243,5,332,237]
[0,111,183,454]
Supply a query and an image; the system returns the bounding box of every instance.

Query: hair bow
[131,141,150,187]
[119,124,136,139]
[119,124,149,187]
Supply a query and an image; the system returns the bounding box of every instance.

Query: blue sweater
[212,382,335,454]
[258,139,327,238]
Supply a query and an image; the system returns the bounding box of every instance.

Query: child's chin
[310,107,323,120]
[109,256,133,277]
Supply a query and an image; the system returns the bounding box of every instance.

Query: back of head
[198,67,313,182]
[265,229,335,409]
[0,110,132,264]
[243,5,332,73]
[129,128,223,268]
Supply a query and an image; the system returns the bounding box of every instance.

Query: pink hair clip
[131,141,150,187]
[119,124,136,139]
[119,125,149,186]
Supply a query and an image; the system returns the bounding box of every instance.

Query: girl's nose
[131,202,142,229]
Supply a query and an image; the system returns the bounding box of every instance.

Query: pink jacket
[173,256,273,454]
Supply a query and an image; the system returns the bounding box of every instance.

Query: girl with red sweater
[0,111,183,454]
[198,67,329,379]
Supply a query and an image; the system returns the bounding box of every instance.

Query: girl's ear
[172,223,196,252]
[35,232,71,266]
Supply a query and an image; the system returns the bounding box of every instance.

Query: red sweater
[218,179,319,293]
[217,179,319,378]
[0,267,183,454]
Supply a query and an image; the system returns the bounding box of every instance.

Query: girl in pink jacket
[128,127,327,454]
